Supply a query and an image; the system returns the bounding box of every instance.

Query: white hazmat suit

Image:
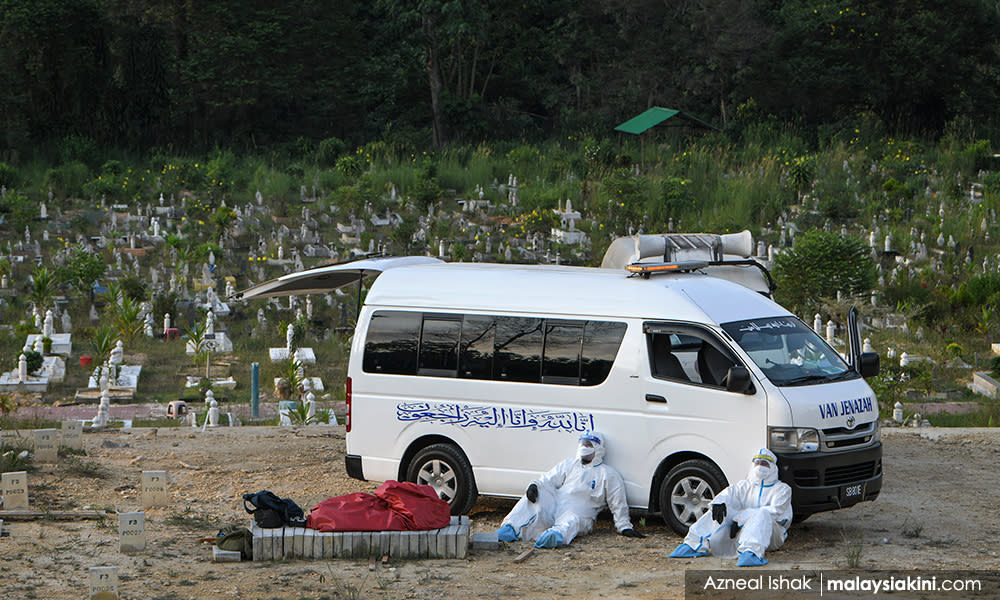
[672,448,792,566]
[497,431,638,548]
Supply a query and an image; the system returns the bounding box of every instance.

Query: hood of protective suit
[746,448,779,485]
[578,431,606,466]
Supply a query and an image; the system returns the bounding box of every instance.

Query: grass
[165,507,216,531]
[62,456,109,478]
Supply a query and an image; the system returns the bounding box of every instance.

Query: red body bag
[305,480,452,532]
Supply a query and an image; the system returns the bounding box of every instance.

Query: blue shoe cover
[737,550,768,567]
[496,523,519,542]
[670,543,709,558]
[534,529,564,548]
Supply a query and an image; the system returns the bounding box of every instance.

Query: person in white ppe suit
[670,448,792,566]
[495,431,646,548]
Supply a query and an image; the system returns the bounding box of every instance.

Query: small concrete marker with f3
[118,512,145,552]
[88,566,119,600]
[141,471,168,508]
[2,471,29,510]
[34,429,58,463]
[61,420,83,451]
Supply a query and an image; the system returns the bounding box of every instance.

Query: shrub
[774,231,877,314]
[22,350,43,375]
[316,137,347,166]
[0,162,18,188]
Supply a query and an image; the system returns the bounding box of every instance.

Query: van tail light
[345,376,352,433]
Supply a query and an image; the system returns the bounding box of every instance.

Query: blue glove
[496,523,519,542]
[534,528,563,548]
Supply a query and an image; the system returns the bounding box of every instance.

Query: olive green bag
[216,524,253,560]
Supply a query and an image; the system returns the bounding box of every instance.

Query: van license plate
[840,483,864,503]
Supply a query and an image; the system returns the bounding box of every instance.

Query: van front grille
[791,460,880,488]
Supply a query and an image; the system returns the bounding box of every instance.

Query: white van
[238,232,882,533]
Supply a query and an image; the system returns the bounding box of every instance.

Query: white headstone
[813,314,822,334]
[141,471,168,508]
[2,471,29,509]
[61,420,83,451]
[286,323,295,351]
[34,429,58,463]
[88,566,119,599]
[18,353,27,382]
[208,397,219,427]
[118,511,146,552]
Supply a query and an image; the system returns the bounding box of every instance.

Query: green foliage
[118,275,148,302]
[0,190,37,229]
[56,245,106,296]
[89,325,116,364]
[316,137,347,166]
[45,161,91,198]
[774,231,877,314]
[29,266,57,311]
[0,162,19,188]
[22,350,43,375]
[336,154,364,179]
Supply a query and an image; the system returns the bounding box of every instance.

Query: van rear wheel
[406,443,478,515]
[660,459,727,536]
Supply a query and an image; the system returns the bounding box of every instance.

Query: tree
[58,246,106,297]
[29,266,57,312]
[773,231,877,315]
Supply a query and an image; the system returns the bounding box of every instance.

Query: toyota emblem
[846,416,856,429]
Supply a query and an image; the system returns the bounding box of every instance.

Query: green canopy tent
[614,107,718,166]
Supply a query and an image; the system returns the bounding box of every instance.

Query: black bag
[243,490,307,528]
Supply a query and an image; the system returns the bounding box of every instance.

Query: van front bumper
[776,442,882,517]
[345,454,365,481]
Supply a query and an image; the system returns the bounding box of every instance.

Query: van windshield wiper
[779,374,835,386]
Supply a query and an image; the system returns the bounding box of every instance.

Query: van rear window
[363,311,626,387]
[363,311,421,374]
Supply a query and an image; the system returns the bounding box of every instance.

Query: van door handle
[645,394,667,404]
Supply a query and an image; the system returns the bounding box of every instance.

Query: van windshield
[720,317,857,386]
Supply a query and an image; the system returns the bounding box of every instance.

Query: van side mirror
[859,352,880,378]
[725,366,753,394]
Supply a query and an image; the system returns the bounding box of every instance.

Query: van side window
[364,310,627,387]
[418,316,462,375]
[581,321,627,385]
[645,323,739,389]
[542,321,584,384]
[363,311,421,374]
[459,315,495,379]
[494,317,543,382]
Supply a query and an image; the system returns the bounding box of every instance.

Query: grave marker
[141,470,168,508]
[2,471,29,509]
[118,511,146,552]
[88,566,119,600]
[61,419,83,450]
[34,429,59,463]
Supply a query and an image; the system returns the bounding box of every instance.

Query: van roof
[367,262,791,325]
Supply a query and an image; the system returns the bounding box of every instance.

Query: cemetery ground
[2,426,999,600]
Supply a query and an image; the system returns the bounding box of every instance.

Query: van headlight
[769,427,819,453]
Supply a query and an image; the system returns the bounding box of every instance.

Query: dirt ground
[2,425,1000,600]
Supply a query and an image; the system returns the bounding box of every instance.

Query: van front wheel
[660,459,727,536]
[406,444,478,515]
